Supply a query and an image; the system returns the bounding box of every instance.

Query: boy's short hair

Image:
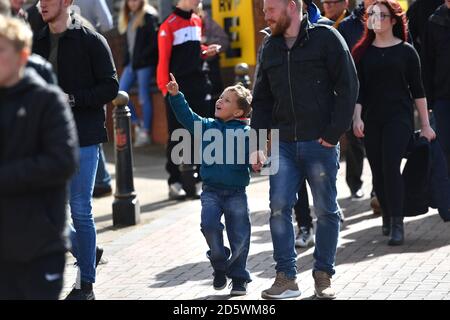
[0,15,33,51]
[225,84,253,118]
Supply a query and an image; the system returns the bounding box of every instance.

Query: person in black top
[338,0,378,205]
[407,0,443,57]
[0,15,78,300]
[352,0,436,246]
[423,1,450,182]
[118,0,159,148]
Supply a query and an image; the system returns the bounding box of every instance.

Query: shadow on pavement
[150,213,449,290]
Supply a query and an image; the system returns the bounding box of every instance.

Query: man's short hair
[0,0,11,16]
[0,15,33,51]
[225,84,253,118]
[284,0,303,12]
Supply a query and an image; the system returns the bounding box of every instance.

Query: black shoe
[230,279,248,296]
[93,185,112,198]
[213,270,227,290]
[96,246,104,267]
[351,189,364,199]
[388,217,404,246]
[382,215,390,236]
[65,282,95,300]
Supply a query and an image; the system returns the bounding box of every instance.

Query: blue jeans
[434,100,450,175]
[200,185,251,282]
[69,145,99,283]
[269,141,341,278]
[119,64,153,131]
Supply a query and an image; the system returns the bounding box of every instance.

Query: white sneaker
[134,128,150,147]
[295,227,314,248]
[169,182,186,200]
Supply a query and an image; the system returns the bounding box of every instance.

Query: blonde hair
[0,15,32,51]
[118,0,158,34]
[225,84,253,118]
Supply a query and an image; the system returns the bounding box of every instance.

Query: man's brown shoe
[313,271,336,300]
[261,272,301,299]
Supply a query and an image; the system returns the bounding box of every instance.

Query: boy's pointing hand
[166,73,179,96]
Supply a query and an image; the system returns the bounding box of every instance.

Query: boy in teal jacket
[167,73,253,296]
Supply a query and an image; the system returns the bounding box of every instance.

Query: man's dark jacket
[252,18,359,145]
[403,134,450,221]
[123,12,159,70]
[33,24,119,147]
[407,0,443,56]
[0,69,79,263]
[423,4,450,104]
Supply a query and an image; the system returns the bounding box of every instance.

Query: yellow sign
[211,0,256,67]
[398,0,408,12]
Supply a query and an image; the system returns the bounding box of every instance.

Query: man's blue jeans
[434,100,450,176]
[269,141,341,278]
[119,64,154,131]
[200,185,252,282]
[69,145,99,284]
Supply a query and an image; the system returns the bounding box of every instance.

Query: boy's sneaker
[229,279,248,296]
[213,270,227,290]
[295,226,314,248]
[313,270,336,300]
[261,272,301,299]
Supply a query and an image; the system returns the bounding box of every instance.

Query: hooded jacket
[169,92,251,189]
[423,4,450,104]
[0,69,78,263]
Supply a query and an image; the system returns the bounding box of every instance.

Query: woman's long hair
[351,0,408,64]
[118,0,158,34]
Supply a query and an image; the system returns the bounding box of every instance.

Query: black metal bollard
[234,63,251,88]
[112,91,140,226]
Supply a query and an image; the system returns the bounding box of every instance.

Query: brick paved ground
[61,143,450,300]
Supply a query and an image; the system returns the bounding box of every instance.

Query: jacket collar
[270,15,313,50]
[174,7,193,20]
[35,24,81,41]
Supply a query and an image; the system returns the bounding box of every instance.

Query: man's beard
[268,11,291,36]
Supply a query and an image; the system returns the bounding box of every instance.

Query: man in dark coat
[0,15,78,299]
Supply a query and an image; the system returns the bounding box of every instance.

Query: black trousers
[293,181,312,229]
[0,253,65,300]
[345,129,365,193]
[364,121,412,218]
[165,91,212,185]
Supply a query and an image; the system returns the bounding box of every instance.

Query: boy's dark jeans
[200,185,251,282]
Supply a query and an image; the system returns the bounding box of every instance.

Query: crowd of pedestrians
[0,0,449,300]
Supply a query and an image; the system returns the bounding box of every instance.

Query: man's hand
[250,150,267,172]
[166,73,179,96]
[203,44,222,57]
[318,138,335,148]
